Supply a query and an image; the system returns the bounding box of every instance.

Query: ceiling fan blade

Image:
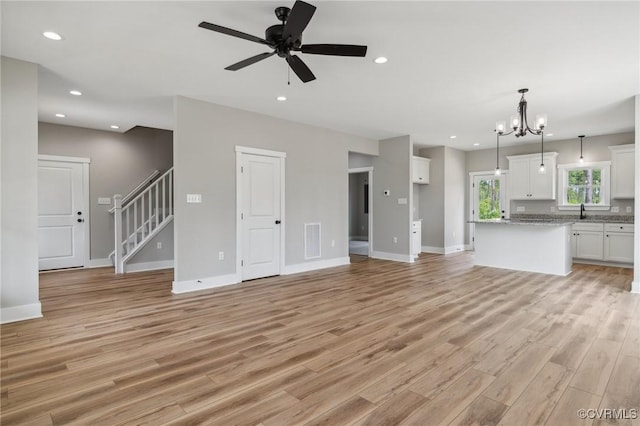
[286,55,316,83]
[282,1,316,43]
[300,44,368,57]
[198,21,272,46]
[225,52,276,71]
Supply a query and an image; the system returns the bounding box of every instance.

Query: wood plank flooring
[2,253,639,425]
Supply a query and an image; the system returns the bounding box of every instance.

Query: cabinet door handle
[606,234,609,237]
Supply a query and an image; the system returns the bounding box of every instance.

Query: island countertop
[468,219,574,227]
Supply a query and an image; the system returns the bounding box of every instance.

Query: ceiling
[2,1,638,150]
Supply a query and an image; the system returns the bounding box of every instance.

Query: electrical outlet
[156,242,162,249]
[627,206,633,213]
[331,240,335,247]
[218,251,224,260]
[516,206,525,212]
[393,237,398,244]
[611,206,620,213]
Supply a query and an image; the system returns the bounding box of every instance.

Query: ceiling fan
[198,0,368,83]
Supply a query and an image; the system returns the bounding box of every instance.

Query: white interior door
[38,158,88,270]
[241,153,282,280]
[469,173,508,249]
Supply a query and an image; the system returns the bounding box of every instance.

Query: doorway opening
[468,171,508,250]
[348,167,373,257]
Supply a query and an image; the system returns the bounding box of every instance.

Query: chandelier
[494,88,548,175]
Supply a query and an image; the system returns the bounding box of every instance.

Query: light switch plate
[611,206,620,213]
[98,197,111,205]
[398,198,407,205]
[516,206,525,212]
[187,194,202,203]
[627,206,633,213]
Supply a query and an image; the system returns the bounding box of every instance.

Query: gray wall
[444,147,466,249]
[418,147,445,247]
[174,96,378,282]
[38,123,174,261]
[349,172,368,239]
[466,132,634,215]
[1,56,40,322]
[371,136,413,256]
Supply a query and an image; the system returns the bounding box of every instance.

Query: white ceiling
[2,1,638,150]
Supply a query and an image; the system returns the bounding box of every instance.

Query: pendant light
[539,131,545,174]
[578,135,585,163]
[494,131,501,176]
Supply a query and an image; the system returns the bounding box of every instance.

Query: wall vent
[304,223,321,260]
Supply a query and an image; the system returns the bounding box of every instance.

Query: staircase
[112,168,173,273]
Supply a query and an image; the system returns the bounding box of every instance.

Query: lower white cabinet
[412,220,422,257]
[604,224,634,263]
[572,222,633,264]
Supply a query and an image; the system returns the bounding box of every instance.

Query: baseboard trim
[445,245,466,255]
[422,246,444,254]
[572,259,633,269]
[372,251,414,263]
[172,273,241,294]
[86,258,112,268]
[125,260,174,273]
[283,257,350,275]
[1,302,43,324]
[631,281,640,294]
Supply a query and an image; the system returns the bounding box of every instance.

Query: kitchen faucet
[580,203,586,220]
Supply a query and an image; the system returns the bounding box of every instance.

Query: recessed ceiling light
[55,113,65,118]
[69,90,82,96]
[473,143,480,146]
[450,135,457,139]
[373,57,388,64]
[276,96,287,101]
[110,125,119,129]
[43,31,62,41]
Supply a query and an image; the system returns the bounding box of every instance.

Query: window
[558,161,611,210]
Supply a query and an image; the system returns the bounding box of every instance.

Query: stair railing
[113,167,173,273]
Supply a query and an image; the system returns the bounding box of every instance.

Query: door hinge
[241,260,244,266]
[473,237,475,242]
[241,213,243,219]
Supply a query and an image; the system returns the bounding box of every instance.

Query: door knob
[275,220,281,224]
[77,211,82,215]
[77,218,84,223]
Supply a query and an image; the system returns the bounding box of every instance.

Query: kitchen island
[470,219,574,276]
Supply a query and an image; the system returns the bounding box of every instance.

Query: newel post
[113,194,124,274]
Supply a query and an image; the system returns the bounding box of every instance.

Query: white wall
[1,57,41,323]
[418,147,445,248]
[173,96,378,289]
[444,147,466,250]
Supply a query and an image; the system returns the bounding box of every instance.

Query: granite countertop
[510,214,634,224]
[468,219,574,227]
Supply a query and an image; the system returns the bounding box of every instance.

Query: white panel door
[241,154,282,280]
[38,160,86,270]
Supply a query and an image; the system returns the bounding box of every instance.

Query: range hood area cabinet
[609,144,635,199]
[507,152,559,200]
[412,156,431,184]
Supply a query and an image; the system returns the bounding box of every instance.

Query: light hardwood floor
[2,253,639,425]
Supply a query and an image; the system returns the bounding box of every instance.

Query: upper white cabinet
[609,145,635,199]
[412,156,431,184]
[507,152,558,200]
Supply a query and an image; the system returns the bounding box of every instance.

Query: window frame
[557,161,611,211]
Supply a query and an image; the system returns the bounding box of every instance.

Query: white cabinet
[604,223,634,263]
[412,156,431,184]
[572,223,604,260]
[507,153,558,200]
[609,145,635,199]
[572,222,633,264]
[412,220,422,257]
